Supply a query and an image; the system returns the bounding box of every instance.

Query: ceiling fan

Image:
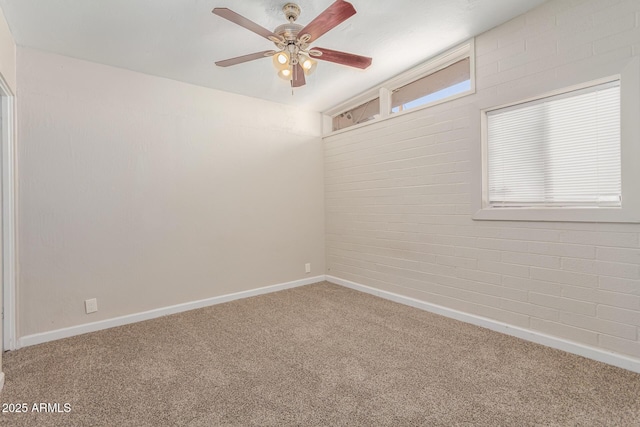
[212,0,372,88]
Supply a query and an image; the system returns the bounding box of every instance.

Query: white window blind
[486,81,621,208]
[332,97,380,131]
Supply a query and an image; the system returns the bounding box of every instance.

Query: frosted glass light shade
[278,68,293,81]
[299,54,317,76]
[272,51,289,70]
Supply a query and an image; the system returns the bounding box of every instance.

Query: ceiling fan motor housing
[274,23,303,42]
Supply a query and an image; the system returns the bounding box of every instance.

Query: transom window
[392,58,471,113]
[332,97,379,131]
[324,41,475,134]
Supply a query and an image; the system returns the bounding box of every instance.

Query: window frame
[473,57,640,223]
[390,57,472,114]
[323,40,475,136]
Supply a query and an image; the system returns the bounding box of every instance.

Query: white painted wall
[325,0,640,361]
[0,6,15,93]
[17,47,324,337]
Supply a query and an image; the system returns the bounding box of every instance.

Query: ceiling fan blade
[215,51,274,67]
[291,63,306,88]
[312,47,372,69]
[212,8,278,40]
[298,0,356,43]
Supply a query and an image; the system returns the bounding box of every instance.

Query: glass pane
[487,81,621,207]
[392,58,471,113]
[332,97,380,131]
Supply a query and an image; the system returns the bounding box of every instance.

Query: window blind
[486,81,621,207]
[391,58,470,110]
[332,97,380,131]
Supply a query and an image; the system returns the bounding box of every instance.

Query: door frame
[0,72,16,351]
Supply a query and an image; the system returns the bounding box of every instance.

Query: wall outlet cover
[85,298,98,314]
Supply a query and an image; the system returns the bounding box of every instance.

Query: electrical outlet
[305,263,311,273]
[85,298,98,314]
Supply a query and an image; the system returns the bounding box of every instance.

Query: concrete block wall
[324,0,640,360]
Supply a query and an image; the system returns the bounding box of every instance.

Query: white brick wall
[324,0,640,360]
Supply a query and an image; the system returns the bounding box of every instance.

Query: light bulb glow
[273,51,290,71]
[302,59,312,70]
[277,68,293,81]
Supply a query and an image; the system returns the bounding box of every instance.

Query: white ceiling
[0,0,547,112]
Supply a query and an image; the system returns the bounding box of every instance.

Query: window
[392,58,471,113]
[486,80,621,208]
[324,40,475,134]
[332,97,379,131]
[475,58,640,223]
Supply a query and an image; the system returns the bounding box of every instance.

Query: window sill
[472,206,640,223]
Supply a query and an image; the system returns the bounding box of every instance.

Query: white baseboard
[327,275,640,374]
[18,275,326,348]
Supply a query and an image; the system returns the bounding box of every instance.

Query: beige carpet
[0,281,639,426]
